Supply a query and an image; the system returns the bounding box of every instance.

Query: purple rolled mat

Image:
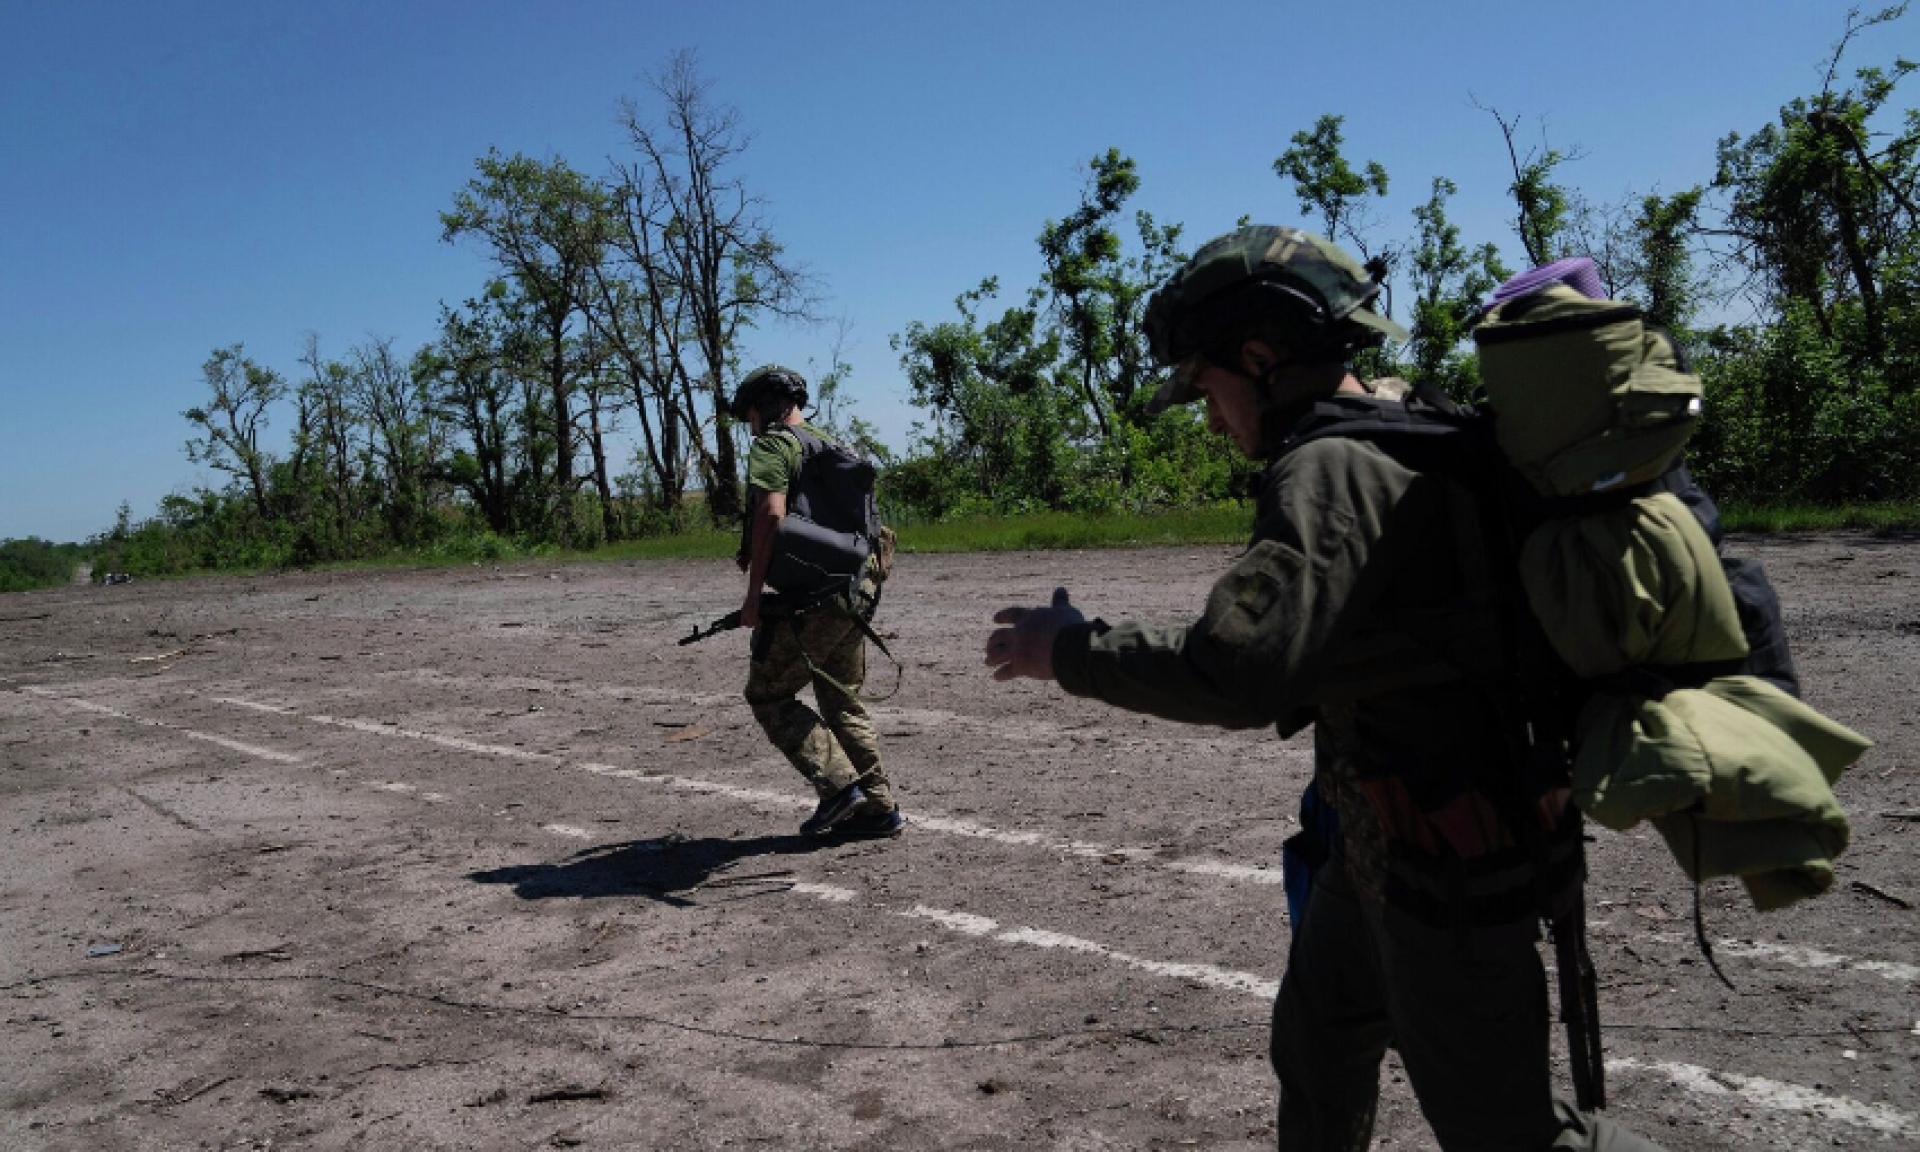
[1489,256,1604,304]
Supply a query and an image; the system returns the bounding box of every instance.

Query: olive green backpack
[1473,284,1703,497]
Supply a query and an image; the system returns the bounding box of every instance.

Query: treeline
[0,538,87,593]
[98,51,863,578]
[94,13,1916,578]
[894,7,1918,518]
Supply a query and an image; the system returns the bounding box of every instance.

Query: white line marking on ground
[206,694,1282,887]
[543,824,591,839]
[26,687,1905,1136]
[23,686,301,764]
[1716,940,1920,984]
[899,904,1279,999]
[58,690,1918,998]
[907,906,999,936]
[382,666,1304,766]
[1609,1057,1918,1139]
[373,782,417,794]
[790,882,856,903]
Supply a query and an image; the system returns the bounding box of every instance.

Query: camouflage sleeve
[1052,439,1418,729]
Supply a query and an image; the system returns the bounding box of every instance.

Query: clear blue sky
[0,1,1896,542]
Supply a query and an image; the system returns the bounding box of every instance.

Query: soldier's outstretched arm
[985,587,1084,681]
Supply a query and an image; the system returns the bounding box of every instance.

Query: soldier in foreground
[733,366,903,840]
[983,228,1660,1150]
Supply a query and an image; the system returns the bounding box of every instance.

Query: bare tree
[586,151,704,512]
[297,334,363,546]
[617,49,819,524]
[349,336,437,545]
[1471,96,1588,266]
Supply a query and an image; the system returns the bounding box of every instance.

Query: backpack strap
[780,596,904,703]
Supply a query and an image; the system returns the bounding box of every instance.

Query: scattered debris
[155,1074,233,1106]
[528,1084,608,1104]
[1100,853,1130,865]
[463,1087,509,1108]
[129,630,234,664]
[259,1085,316,1103]
[664,726,712,743]
[978,1078,1011,1095]
[1851,880,1914,910]
[694,870,796,890]
[1883,811,1920,822]
[221,947,292,963]
[85,942,123,958]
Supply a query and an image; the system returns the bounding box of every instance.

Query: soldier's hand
[985,587,1084,682]
[741,599,761,630]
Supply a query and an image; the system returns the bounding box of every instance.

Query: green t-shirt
[745,420,832,496]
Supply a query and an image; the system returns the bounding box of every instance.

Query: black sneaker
[800,783,868,836]
[831,808,905,839]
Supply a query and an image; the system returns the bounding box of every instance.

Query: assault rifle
[678,587,903,703]
[677,593,800,646]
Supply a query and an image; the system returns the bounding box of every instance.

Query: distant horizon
[2,1,1902,543]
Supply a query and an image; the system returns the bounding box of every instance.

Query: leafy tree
[421,287,538,535]
[0,538,84,593]
[1405,177,1508,399]
[1710,4,1916,369]
[1037,150,1186,440]
[348,335,439,546]
[184,345,285,521]
[1630,188,1707,333]
[1274,115,1391,260]
[293,334,368,557]
[442,150,610,542]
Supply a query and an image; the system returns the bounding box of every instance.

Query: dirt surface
[2,535,1916,1151]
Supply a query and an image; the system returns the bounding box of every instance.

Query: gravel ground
[2,535,1915,1150]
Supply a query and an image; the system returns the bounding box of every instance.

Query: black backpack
[764,425,891,604]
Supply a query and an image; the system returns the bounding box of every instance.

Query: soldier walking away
[733,365,904,840]
[983,228,1663,1150]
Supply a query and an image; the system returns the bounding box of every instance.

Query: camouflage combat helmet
[1144,225,1409,411]
[729,364,809,422]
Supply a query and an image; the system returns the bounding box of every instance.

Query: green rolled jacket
[1520,492,1872,910]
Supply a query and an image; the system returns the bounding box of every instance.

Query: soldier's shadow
[467,833,839,907]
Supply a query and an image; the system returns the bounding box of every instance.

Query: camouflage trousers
[744,605,893,813]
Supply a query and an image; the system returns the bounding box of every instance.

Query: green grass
[1719,500,1920,534]
[88,499,1919,586]
[290,507,1256,572]
[892,505,1252,553]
